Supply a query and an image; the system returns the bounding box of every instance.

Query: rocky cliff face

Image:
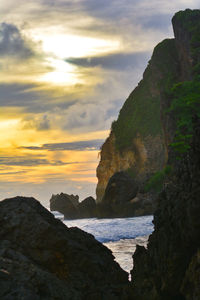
[130,9,200,299]
[96,12,189,203]
[131,116,200,300]
[96,133,136,202]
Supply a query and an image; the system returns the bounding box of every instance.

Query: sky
[0,0,199,206]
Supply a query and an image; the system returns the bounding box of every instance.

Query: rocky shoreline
[49,188,155,219]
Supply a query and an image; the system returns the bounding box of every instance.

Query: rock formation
[0,196,131,299]
[77,196,96,218]
[50,193,98,219]
[50,193,79,219]
[131,116,200,300]
[130,9,200,299]
[102,171,138,205]
[96,11,184,205]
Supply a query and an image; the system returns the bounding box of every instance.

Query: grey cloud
[0,82,78,113]
[21,139,104,151]
[60,64,147,133]
[76,0,173,35]
[66,52,150,70]
[82,0,133,19]
[141,13,172,30]
[36,115,50,130]
[0,55,148,133]
[0,23,34,59]
[25,0,173,37]
[0,156,76,166]
[0,83,43,107]
[61,99,123,132]
[23,114,51,131]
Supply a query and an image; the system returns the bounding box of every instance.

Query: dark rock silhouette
[131,118,200,299]
[0,196,131,299]
[130,10,200,299]
[50,193,78,219]
[102,171,138,205]
[77,196,96,218]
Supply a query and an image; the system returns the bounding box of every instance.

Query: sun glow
[38,58,80,85]
[34,32,120,85]
[40,33,120,59]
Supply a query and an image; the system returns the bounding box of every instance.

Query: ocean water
[58,215,154,276]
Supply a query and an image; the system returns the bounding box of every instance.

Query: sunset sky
[0,0,199,206]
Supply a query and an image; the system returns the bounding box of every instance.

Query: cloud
[0,82,78,113]
[0,22,34,59]
[35,114,50,130]
[0,171,26,175]
[0,83,40,107]
[0,156,78,166]
[21,139,104,151]
[1,0,200,206]
[23,114,51,130]
[66,52,150,70]
[0,48,149,133]
[57,64,148,133]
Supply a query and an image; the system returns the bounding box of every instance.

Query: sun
[32,31,120,86]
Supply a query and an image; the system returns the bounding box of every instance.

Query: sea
[52,212,154,277]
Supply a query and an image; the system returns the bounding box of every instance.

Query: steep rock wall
[96,38,180,202]
[131,117,200,300]
[130,9,200,299]
[96,8,200,204]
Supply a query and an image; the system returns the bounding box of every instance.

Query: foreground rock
[0,196,131,299]
[131,116,200,299]
[131,9,200,298]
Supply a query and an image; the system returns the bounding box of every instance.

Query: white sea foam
[63,215,153,243]
[61,215,154,276]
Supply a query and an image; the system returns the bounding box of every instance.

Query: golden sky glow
[1,0,199,205]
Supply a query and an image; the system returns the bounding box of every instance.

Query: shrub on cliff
[169,80,200,153]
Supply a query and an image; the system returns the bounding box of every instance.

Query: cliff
[96,9,200,206]
[131,116,200,300]
[130,9,200,299]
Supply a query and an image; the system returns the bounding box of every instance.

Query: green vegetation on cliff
[111,9,200,153]
[144,165,172,193]
[169,80,200,153]
[173,9,200,75]
[111,39,178,151]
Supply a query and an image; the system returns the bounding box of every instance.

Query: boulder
[102,171,138,205]
[78,196,96,218]
[50,193,79,219]
[0,196,131,300]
